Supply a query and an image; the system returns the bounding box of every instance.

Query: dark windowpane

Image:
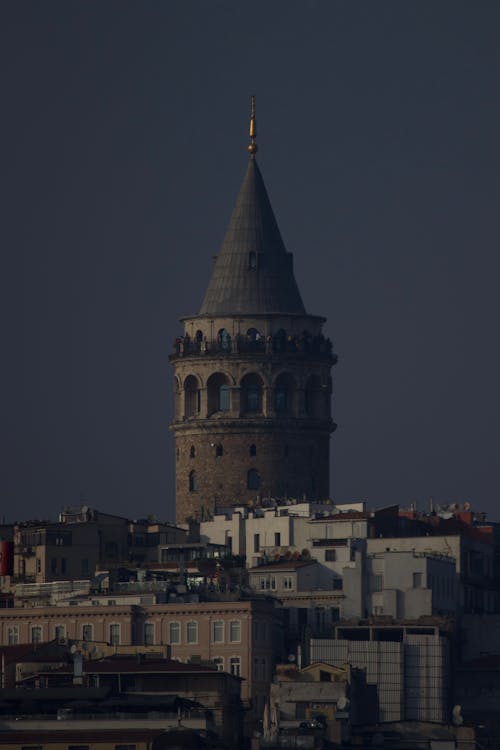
[219,385,230,411]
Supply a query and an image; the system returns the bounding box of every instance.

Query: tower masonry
[170,100,337,523]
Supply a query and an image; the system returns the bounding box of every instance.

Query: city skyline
[2,1,500,521]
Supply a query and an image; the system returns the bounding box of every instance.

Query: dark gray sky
[1,1,499,523]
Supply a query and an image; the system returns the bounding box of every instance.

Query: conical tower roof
[199,156,306,316]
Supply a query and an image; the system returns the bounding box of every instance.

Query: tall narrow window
[55,625,65,641]
[190,445,196,458]
[249,251,257,269]
[109,624,120,646]
[254,534,260,553]
[212,620,224,643]
[144,622,155,645]
[7,627,18,645]
[247,469,260,490]
[249,444,257,456]
[215,444,223,457]
[169,621,181,644]
[219,384,230,411]
[241,373,263,413]
[229,620,241,642]
[230,656,241,676]
[31,626,42,644]
[82,624,93,642]
[189,471,198,492]
[213,656,224,672]
[186,620,198,644]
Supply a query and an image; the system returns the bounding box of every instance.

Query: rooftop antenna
[248,95,258,158]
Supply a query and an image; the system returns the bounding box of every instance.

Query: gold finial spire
[248,95,258,157]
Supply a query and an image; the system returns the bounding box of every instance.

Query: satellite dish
[287,654,296,662]
[337,696,349,711]
[452,705,463,726]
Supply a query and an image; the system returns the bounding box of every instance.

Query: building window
[213,656,224,672]
[189,470,198,492]
[219,384,230,410]
[215,443,223,457]
[82,624,93,642]
[36,558,41,574]
[372,575,383,592]
[283,576,293,590]
[229,656,241,677]
[274,532,281,547]
[229,620,241,642]
[325,549,336,561]
[81,557,89,575]
[169,621,181,644]
[184,375,199,418]
[413,572,423,588]
[218,328,230,351]
[109,624,120,646]
[50,558,57,574]
[144,622,155,646]
[186,620,198,644]
[254,534,260,553]
[247,469,260,490]
[55,625,66,641]
[31,626,42,644]
[190,445,196,458]
[249,444,257,456]
[212,620,224,643]
[7,626,18,645]
[61,558,67,574]
[249,251,257,269]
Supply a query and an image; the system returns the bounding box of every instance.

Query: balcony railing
[171,333,336,361]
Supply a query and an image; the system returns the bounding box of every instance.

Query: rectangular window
[413,572,423,588]
[82,624,93,642]
[31,626,42,644]
[254,534,260,553]
[81,557,89,575]
[144,622,154,646]
[50,558,57,574]
[186,621,198,644]
[213,656,224,672]
[8,626,18,645]
[169,621,181,644]
[371,575,383,592]
[212,620,224,643]
[36,558,41,574]
[283,576,293,590]
[229,620,241,642]
[274,532,281,547]
[229,656,241,677]
[109,624,120,646]
[325,549,337,561]
[55,625,65,641]
[61,557,67,574]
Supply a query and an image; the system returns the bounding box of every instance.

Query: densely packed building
[1,104,499,748]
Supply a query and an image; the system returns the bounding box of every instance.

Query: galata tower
[170,98,337,524]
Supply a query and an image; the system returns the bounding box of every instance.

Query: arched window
[247,469,260,490]
[207,373,231,414]
[218,328,231,351]
[249,444,257,457]
[189,470,198,492]
[190,445,196,458]
[215,444,223,457]
[195,329,203,342]
[184,375,200,418]
[241,372,263,414]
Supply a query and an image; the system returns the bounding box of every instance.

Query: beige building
[0,596,280,732]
